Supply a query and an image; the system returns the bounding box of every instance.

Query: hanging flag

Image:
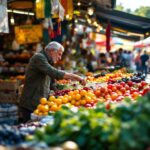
[106,22,111,51]
[61,0,73,20]
[0,0,9,33]
[44,0,51,18]
[35,0,45,19]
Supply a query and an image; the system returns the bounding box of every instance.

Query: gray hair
[45,41,64,52]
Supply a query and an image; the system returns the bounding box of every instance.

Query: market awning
[96,7,150,34]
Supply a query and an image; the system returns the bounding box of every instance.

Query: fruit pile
[30,93,150,150]
[34,79,150,116]
[34,89,97,116]
[94,80,150,102]
[86,70,132,83]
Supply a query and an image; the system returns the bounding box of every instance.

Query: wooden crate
[0,91,18,104]
[0,80,19,91]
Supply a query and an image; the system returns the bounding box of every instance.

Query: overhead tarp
[134,36,150,48]
[95,7,150,34]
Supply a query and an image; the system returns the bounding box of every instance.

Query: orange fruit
[75,101,80,106]
[37,104,45,112]
[85,96,92,103]
[67,95,72,101]
[68,91,74,96]
[43,112,48,116]
[75,94,81,100]
[40,97,47,105]
[111,93,118,101]
[50,104,59,111]
[80,99,86,105]
[47,101,55,107]
[74,90,79,94]
[43,105,49,112]
[55,98,62,105]
[71,100,76,105]
[62,97,68,104]
[34,109,39,115]
[80,90,87,96]
[49,96,55,101]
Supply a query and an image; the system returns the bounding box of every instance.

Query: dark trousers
[141,65,148,76]
[19,107,32,123]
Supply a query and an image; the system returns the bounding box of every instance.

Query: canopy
[134,36,150,48]
[96,7,150,34]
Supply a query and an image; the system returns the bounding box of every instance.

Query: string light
[7,9,34,16]
[87,18,92,24]
[10,10,15,25]
[36,0,40,3]
[75,19,78,23]
[66,14,70,20]
[87,7,94,16]
[77,2,81,6]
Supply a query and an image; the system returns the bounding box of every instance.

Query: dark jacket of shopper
[19,50,65,112]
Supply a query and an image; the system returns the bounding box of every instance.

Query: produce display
[30,93,150,150]
[0,68,150,149]
[33,75,150,116]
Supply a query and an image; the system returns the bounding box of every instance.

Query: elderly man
[19,41,86,122]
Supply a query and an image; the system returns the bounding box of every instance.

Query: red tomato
[111,92,118,101]
[107,84,113,89]
[108,89,112,94]
[127,81,133,87]
[141,81,147,87]
[120,87,126,94]
[120,82,125,86]
[94,89,101,97]
[125,85,130,90]
[105,102,111,110]
[142,87,150,96]
[100,87,106,93]
[112,86,117,92]
[116,84,122,90]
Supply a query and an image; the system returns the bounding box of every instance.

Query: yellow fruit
[75,94,81,100]
[34,109,39,115]
[43,112,48,116]
[37,104,45,112]
[50,104,59,111]
[85,96,92,103]
[44,105,49,112]
[47,101,55,107]
[68,91,74,96]
[62,97,68,104]
[38,112,43,116]
[80,99,86,105]
[71,100,76,105]
[40,97,47,105]
[75,101,80,106]
[55,98,62,105]
[58,96,63,99]
[67,95,72,101]
[49,96,55,101]
[74,90,79,94]
[80,90,87,96]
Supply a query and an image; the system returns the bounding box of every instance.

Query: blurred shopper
[116,48,123,66]
[97,53,107,68]
[140,50,149,76]
[19,41,86,123]
[134,50,141,72]
[127,51,135,71]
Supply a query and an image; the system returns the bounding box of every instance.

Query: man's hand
[64,73,86,86]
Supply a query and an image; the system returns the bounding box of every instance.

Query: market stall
[0,0,150,150]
